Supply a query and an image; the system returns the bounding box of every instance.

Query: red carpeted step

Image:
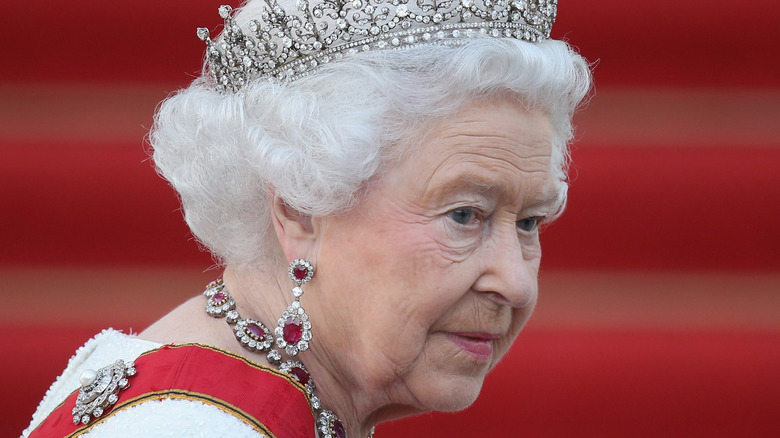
[553,1,780,87]
[0,141,211,266]
[542,145,780,271]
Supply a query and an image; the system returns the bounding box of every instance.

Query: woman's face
[308,97,557,416]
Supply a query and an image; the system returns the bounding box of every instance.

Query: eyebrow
[528,189,562,210]
[426,174,498,198]
[428,173,560,208]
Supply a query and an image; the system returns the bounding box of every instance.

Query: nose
[472,227,539,308]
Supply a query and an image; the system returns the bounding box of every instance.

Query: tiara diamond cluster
[198,0,558,92]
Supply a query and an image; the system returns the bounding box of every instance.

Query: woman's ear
[269,191,317,262]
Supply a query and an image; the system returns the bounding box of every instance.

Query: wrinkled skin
[296,97,559,432]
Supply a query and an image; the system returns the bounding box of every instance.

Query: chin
[414,373,486,412]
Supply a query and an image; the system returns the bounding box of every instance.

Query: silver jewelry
[319,409,348,438]
[72,360,136,425]
[276,259,315,357]
[197,0,558,91]
[205,280,280,364]
[205,283,236,316]
[204,278,370,437]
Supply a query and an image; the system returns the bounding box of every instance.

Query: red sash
[28,344,316,438]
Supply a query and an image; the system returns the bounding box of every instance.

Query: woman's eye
[516,217,539,232]
[449,208,476,225]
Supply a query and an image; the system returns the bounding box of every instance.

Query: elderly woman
[23,0,590,436]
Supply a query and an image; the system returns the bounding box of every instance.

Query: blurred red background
[2,1,778,436]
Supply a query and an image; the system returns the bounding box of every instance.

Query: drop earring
[275,259,314,357]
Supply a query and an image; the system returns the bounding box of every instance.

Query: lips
[445,332,499,360]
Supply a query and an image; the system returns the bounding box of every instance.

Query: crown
[197,0,558,92]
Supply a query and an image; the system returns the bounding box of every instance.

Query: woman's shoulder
[22,329,161,437]
[23,332,308,438]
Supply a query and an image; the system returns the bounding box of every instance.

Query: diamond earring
[275,259,314,357]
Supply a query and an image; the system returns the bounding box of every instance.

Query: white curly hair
[150,2,591,266]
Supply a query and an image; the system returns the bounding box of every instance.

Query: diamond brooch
[72,359,136,425]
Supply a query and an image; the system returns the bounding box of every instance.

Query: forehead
[394,98,556,203]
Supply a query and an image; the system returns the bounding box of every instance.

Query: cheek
[489,300,537,370]
[377,225,473,322]
[370,215,477,285]
[320,206,486,384]
[522,232,542,261]
[359,226,480,365]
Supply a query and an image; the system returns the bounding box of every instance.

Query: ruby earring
[275,259,314,357]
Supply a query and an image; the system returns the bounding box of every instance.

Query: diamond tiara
[197,0,558,92]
